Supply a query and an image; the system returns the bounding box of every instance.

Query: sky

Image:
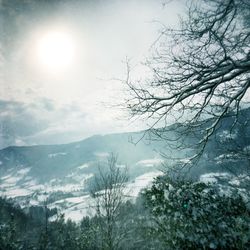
[0,0,184,148]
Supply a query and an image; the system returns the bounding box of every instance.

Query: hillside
[0,108,249,221]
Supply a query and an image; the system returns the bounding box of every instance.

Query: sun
[36,30,76,72]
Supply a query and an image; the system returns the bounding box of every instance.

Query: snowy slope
[0,108,249,221]
[0,131,166,221]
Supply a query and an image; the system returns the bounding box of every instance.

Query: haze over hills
[0,108,249,221]
[0,131,167,220]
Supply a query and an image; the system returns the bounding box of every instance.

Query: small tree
[0,213,18,250]
[143,175,250,249]
[39,199,50,250]
[90,154,128,250]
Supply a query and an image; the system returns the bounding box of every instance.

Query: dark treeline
[1,175,249,250]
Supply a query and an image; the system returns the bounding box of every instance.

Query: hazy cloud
[0,0,183,148]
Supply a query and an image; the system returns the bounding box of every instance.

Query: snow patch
[117,164,126,169]
[229,179,240,186]
[126,171,163,197]
[23,179,37,187]
[48,152,67,158]
[17,168,31,175]
[136,158,163,167]
[78,163,89,170]
[200,172,231,184]
[51,194,95,222]
[2,176,21,184]
[3,188,33,198]
[215,153,239,163]
[1,174,12,180]
[94,152,109,158]
[219,130,237,142]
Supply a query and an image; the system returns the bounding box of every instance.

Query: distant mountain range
[0,108,249,221]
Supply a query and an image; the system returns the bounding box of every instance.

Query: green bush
[143,176,250,249]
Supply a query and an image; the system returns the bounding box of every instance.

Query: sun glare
[36,30,76,72]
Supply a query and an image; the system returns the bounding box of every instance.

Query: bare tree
[90,154,128,250]
[126,0,250,164]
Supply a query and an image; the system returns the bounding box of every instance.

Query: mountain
[0,131,167,221]
[0,108,249,221]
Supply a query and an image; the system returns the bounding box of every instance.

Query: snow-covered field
[136,159,164,168]
[125,171,163,197]
[0,158,164,222]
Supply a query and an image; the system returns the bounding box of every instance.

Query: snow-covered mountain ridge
[0,108,249,221]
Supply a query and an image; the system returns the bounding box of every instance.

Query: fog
[0,0,183,148]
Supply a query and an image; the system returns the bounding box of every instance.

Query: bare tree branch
[126,0,250,165]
